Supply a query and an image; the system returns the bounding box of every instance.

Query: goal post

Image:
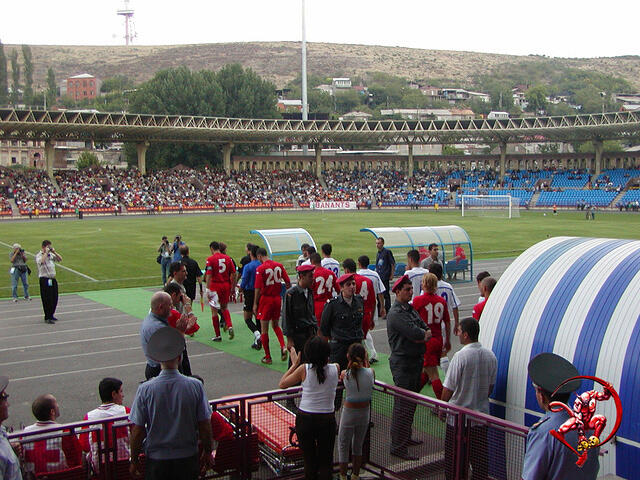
[460,195,520,218]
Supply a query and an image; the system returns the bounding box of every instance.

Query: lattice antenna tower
[117,0,137,46]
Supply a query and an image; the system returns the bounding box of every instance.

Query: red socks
[222,309,232,329]
[261,333,271,358]
[273,326,285,349]
[211,314,221,337]
[432,379,443,400]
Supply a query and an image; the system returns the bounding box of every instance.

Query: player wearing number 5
[204,241,236,342]
[253,248,291,364]
[411,273,450,398]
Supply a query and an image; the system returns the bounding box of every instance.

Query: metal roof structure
[2,109,640,146]
[249,228,316,257]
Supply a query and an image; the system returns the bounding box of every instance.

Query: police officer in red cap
[387,274,431,460]
[282,264,318,367]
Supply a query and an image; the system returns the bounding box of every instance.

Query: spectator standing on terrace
[254,247,291,365]
[472,277,496,321]
[375,237,395,315]
[205,241,236,342]
[158,236,173,285]
[35,240,62,324]
[320,243,340,276]
[129,327,213,480]
[0,376,22,480]
[172,235,185,262]
[387,275,430,461]
[279,336,339,480]
[9,243,30,302]
[22,394,82,476]
[442,318,497,480]
[406,249,429,299]
[240,245,262,350]
[179,245,203,304]
[81,377,131,472]
[420,243,442,270]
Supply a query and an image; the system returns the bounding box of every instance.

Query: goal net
[460,195,521,218]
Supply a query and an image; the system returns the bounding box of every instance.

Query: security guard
[523,352,600,480]
[387,274,431,461]
[281,264,318,366]
[320,273,365,370]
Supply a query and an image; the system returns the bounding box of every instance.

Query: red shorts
[362,310,374,337]
[257,295,282,321]
[423,336,444,368]
[209,282,230,306]
[314,301,327,327]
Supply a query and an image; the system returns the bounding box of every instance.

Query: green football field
[2,209,640,297]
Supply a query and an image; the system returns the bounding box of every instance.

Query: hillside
[7,41,640,91]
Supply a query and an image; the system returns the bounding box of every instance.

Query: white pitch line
[11,352,224,381]
[0,241,98,282]
[0,313,132,331]
[0,307,114,322]
[0,333,140,353]
[0,346,143,366]
[0,320,141,341]
[0,302,101,314]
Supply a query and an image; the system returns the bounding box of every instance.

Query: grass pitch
[2,209,639,296]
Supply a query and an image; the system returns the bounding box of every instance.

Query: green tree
[76,151,100,169]
[443,145,464,155]
[46,67,56,107]
[525,85,547,113]
[9,49,19,104]
[307,89,333,113]
[21,45,33,103]
[215,64,278,118]
[334,89,362,113]
[576,140,623,153]
[100,75,133,94]
[0,41,7,105]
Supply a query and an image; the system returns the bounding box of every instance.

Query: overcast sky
[3,0,638,58]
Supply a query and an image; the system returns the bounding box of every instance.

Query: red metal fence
[8,382,528,480]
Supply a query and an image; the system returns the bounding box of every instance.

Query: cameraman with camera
[35,240,63,324]
[9,243,30,302]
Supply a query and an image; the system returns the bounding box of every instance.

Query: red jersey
[312,266,339,304]
[354,274,376,317]
[412,292,449,339]
[255,259,290,297]
[206,253,235,287]
[455,246,466,261]
[473,299,487,321]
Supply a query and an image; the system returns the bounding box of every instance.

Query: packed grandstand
[0,165,639,216]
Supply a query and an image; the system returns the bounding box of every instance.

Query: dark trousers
[295,411,336,480]
[39,277,59,320]
[389,356,422,454]
[381,278,391,312]
[145,454,199,480]
[445,424,488,480]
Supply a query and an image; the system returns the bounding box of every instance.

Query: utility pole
[301,0,309,155]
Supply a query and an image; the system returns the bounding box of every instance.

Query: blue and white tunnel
[479,236,640,479]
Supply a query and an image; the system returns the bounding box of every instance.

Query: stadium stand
[537,189,618,207]
[594,169,640,189]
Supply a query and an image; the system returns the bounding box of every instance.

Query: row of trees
[0,41,57,107]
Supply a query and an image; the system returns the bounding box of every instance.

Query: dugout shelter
[359,225,473,281]
[249,228,316,272]
[479,236,640,479]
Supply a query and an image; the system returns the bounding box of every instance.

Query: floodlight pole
[301,0,309,155]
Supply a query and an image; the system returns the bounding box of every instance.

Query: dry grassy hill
[7,41,640,91]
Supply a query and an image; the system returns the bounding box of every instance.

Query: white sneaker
[12,298,18,303]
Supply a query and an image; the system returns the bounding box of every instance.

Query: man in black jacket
[281,264,318,366]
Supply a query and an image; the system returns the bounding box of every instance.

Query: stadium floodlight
[460,194,520,219]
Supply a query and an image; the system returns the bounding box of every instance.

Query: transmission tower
[117,0,137,46]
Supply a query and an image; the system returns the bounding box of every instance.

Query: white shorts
[206,289,221,310]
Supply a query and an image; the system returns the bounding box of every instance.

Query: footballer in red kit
[412,272,451,399]
[310,253,339,326]
[253,248,291,364]
[205,241,236,341]
[354,273,375,336]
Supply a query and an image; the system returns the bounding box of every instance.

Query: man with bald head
[141,292,188,379]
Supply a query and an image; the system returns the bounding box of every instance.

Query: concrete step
[8,198,20,217]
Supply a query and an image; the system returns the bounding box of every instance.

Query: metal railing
[8,381,528,479]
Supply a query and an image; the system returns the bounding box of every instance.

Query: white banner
[309,201,357,210]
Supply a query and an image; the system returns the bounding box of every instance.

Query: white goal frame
[460,195,520,219]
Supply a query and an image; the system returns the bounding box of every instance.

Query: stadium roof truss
[249,228,316,257]
[1,109,640,146]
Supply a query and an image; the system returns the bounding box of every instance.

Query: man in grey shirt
[419,243,442,270]
[9,243,29,302]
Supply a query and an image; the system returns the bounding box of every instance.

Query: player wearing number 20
[253,248,291,365]
[310,253,339,327]
[411,273,451,399]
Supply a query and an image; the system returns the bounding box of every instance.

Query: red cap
[296,264,315,273]
[337,273,355,286]
[392,274,411,293]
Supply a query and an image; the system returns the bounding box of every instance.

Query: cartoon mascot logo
[548,376,623,467]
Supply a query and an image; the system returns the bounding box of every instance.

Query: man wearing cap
[281,264,318,366]
[0,376,22,480]
[522,353,600,480]
[129,327,213,480]
[320,273,365,371]
[9,243,30,302]
[387,274,431,461]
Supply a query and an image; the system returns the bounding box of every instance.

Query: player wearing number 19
[204,242,236,342]
[411,273,450,398]
[253,248,291,365]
